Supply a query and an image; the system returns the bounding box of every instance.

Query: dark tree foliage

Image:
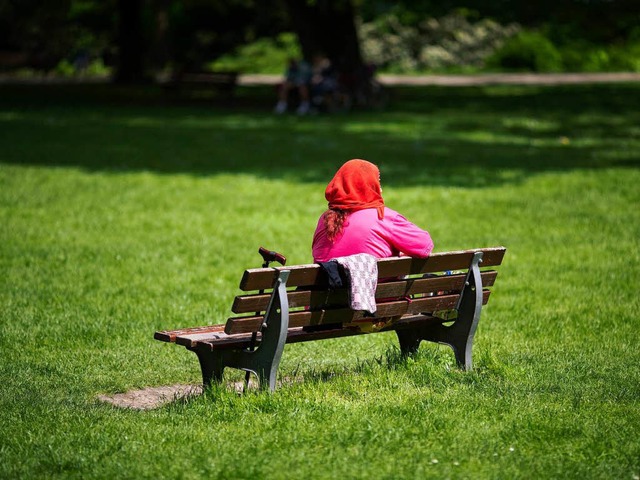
[0,0,291,80]
[115,0,146,82]
[0,0,115,70]
[0,0,637,81]
[360,0,640,44]
[167,0,289,71]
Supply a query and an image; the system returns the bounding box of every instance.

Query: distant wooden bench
[155,247,506,391]
[161,70,239,96]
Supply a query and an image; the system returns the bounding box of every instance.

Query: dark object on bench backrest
[258,247,287,267]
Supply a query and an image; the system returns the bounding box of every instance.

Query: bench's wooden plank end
[154,324,226,344]
[154,331,175,342]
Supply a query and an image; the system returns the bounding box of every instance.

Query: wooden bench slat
[188,313,460,352]
[179,72,238,83]
[184,314,449,351]
[175,330,232,348]
[184,331,255,350]
[225,291,491,334]
[278,320,436,345]
[238,247,506,291]
[232,271,498,314]
[185,326,365,352]
[162,71,239,94]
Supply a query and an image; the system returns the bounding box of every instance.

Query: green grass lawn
[1,82,639,479]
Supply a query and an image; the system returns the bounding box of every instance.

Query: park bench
[161,70,239,96]
[154,246,506,391]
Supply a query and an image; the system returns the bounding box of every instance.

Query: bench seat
[160,71,239,96]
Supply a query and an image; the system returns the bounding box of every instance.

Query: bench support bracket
[395,251,484,370]
[189,270,290,391]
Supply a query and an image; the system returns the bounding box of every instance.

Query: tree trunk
[283,0,363,73]
[114,0,146,83]
[150,0,171,73]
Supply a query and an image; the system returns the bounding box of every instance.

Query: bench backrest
[224,247,506,335]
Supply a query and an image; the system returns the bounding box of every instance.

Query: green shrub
[559,41,593,71]
[585,43,640,72]
[621,39,640,72]
[54,59,76,76]
[208,32,301,74]
[53,57,111,77]
[559,41,640,72]
[486,30,563,72]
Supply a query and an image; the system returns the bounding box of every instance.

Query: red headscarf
[325,159,385,219]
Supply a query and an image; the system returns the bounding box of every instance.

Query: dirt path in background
[2,72,639,87]
[238,72,640,87]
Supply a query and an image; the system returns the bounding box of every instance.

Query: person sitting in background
[308,54,338,112]
[312,159,434,262]
[274,58,312,115]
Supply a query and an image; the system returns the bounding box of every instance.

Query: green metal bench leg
[448,252,484,369]
[193,348,225,387]
[189,270,290,391]
[394,252,484,370]
[396,329,422,356]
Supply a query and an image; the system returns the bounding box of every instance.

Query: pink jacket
[312,207,434,262]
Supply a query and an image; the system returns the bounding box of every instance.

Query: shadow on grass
[286,344,452,388]
[1,82,639,188]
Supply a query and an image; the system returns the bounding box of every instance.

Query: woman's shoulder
[347,207,405,223]
[346,207,408,226]
[381,207,424,232]
[382,207,406,221]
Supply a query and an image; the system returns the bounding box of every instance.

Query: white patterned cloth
[333,253,378,315]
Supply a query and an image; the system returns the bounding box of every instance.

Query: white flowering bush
[359,12,521,73]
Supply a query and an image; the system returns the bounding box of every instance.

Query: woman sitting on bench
[312,159,434,262]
